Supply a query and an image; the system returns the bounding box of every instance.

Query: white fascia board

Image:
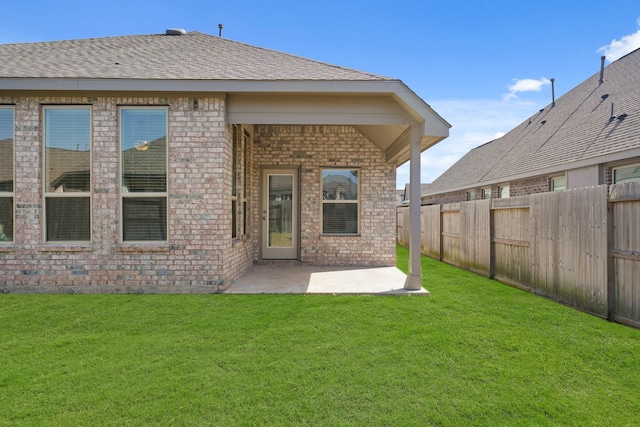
[0,77,450,135]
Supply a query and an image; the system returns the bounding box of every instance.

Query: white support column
[404,124,422,290]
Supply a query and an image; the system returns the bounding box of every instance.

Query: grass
[1,246,639,426]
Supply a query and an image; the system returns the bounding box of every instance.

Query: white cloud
[597,17,640,62]
[396,97,544,188]
[503,78,550,101]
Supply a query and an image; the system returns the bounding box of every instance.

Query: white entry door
[262,169,298,259]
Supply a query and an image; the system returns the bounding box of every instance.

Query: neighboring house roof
[425,48,640,196]
[403,183,432,199]
[0,30,451,165]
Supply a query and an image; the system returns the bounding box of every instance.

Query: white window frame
[482,187,492,199]
[321,168,360,235]
[551,175,567,191]
[613,163,640,184]
[0,106,15,243]
[119,106,169,243]
[499,184,510,199]
[42,105,92,243]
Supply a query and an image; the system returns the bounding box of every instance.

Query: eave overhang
[0,77,450,164]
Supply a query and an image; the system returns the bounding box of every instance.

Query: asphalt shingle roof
[0,31,390,81]
[426,48,640,195]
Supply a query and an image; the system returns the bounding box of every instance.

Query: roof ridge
[190,31,392,81]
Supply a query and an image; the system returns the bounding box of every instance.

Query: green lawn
[1,246,639,426]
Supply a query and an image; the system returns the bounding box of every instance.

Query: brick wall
[0,95,231,293]
[252,125,396,266]
[421,175,552,205]
[510,176,550,197]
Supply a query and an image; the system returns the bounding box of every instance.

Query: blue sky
[3,0,640,187]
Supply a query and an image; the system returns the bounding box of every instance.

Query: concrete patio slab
[224,264,429,295]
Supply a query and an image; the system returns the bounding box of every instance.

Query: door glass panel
[268,174,293,248]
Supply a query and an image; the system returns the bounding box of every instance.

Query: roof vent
[166,28,186,36]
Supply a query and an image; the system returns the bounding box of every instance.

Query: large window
[44,107,91,242]
[0,107,14,242]
[613,164,640,184]
[322,169,359,235]
[120,107,167,241]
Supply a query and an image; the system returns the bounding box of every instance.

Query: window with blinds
[120,107,168,242]
[0,107,14,242]
[322,169,359,235]
[43,107,91,242]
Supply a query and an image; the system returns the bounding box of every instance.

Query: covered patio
[224,264,429,295]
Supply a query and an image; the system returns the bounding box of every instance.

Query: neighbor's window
[467,190,476,201]
[613,163,640,184]
[499,185,510,199]
[322,169,359,234]
[0,107,14,242]
[482,187,492,199]
[120,107,167,241]
[43,107,91,242]
[551,175,567,191]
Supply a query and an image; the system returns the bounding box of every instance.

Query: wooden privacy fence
[397,182,640,327]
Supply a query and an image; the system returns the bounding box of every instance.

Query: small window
[551,176,566,191]
[613,164,640,184]
[231,125,249,239]
[482,187,492,199]
[231,125,238,239]
[120,107,168,242]
[44,107,91,242]
[0,107,14,242]
[467,190,476,201]
[499,185,510,199]
[322,169,359,235]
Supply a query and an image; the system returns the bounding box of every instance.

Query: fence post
[439,204,444,261]
[606,187,615,320]
[489,200,496,278]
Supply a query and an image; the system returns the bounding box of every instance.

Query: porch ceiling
[226,84,450,165]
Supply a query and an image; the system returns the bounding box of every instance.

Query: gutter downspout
[404,124,423,290]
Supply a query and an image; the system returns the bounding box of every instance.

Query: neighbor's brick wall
[0,95,235,293]
[252,125,396,266]
[421,175,552,205]
[509,176,550,197]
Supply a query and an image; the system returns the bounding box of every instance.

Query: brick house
[420,48,640,205]
[0,30,449,292]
